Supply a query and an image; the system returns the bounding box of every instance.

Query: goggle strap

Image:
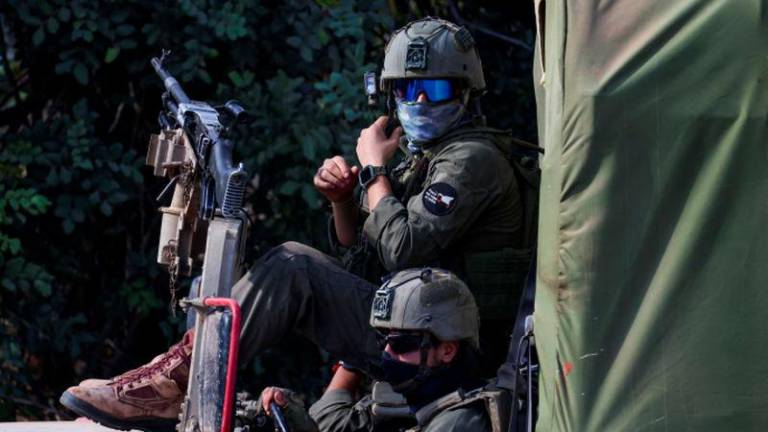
[390,334,434,393]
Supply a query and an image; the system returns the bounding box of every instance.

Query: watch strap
[359,165,388,188]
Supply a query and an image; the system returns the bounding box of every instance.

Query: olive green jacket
[415,403,489,432]
[308,389,490,432]
[357,128,523,318]
[363,131,522,272]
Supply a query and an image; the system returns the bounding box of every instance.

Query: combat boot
[60,331,194,432]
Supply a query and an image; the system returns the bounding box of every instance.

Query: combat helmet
[370,267,480,350]
[380,17,486,97]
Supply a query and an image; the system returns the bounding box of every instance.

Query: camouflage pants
[232,241,382,374]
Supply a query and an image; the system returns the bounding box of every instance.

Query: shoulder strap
[447,389,511,432]
[414,389,471,426]
[413,387,487,426]
[456,127,541,250]
[414,387,510,432]
[439,127,543,158]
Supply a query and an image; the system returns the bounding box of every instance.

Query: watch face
[359,165,386,188]
[359,166,374,186]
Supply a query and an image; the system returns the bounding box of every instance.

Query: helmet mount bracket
[405,38,429,71]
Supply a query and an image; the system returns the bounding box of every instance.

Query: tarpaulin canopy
[532,1,768,430]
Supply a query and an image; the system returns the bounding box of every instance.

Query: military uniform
[234,10,531,377]
[308,388,491,432]
[363,127,525,317]
[233,126,523,374]
[297,268,498,432]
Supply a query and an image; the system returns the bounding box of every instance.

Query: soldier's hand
[356,116,403,167]
[258,386,319,432]
[260,386,288,414]
[313,156,359,203]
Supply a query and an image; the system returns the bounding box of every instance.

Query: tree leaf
[115,24,135,36]
[34,279,52,297]
[58,7,71,22]
[55,60,74,74]
[46,17,59,34]
[29,195,51,213]
[111,192,129,203]
[300,46,313,62]
[105,47,120,63]
[278,181,300,195]
[228,71,243,87]
[32,27,45,46]
[73,63,88,85]
[100,201,112,216]
[1,278,16,292]
[301,184,320,209]
[301,135,316,160]
[71,207,85,223]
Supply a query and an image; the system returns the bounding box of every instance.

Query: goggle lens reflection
[392,79,456,102]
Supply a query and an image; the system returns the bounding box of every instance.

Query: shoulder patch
[422,183,458,215]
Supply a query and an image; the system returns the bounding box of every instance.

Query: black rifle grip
[384,116,400,138]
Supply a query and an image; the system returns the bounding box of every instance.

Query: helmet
[370,268,480,350]
[380,17,486,96]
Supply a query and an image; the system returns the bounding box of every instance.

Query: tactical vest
[436,128,540,320]
[369,381,509,432]
[409,386,511,432]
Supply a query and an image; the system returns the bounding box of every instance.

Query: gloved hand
[258,386,319,432]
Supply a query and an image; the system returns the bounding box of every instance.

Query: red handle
[202,297,241,432]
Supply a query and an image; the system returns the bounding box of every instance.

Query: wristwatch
[358,165,388,188]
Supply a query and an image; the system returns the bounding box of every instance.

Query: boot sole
[59,390,177,432]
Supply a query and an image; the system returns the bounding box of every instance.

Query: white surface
[0,421,140,432]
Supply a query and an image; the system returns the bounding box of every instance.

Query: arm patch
[422,183,458,216]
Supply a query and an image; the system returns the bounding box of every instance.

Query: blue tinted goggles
[392,79,458,103]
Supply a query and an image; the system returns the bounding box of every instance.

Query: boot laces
[112,341,189,386]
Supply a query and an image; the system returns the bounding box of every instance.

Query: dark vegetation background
[0,0,535,421]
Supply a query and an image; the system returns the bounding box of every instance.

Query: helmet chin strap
[469,91,486,127]
[391,332,442,393]
[386,90,396,119]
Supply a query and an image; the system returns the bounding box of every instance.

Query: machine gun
[146,50,250,432]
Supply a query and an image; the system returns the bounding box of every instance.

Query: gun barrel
[151,57,191,104]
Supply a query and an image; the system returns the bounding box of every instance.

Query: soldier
[60,17,529,432]
[261,268,493,432]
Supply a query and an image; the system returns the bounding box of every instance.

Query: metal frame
[179,215,247,432]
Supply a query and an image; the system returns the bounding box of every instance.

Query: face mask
[380,348,482,411]
[380,351,421,387]
[396,99,468,146]
[401,366,463,411]
[380,351,470,411]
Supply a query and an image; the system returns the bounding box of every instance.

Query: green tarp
[532,1,768,430]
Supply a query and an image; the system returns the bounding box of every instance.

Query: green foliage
[0,0,535,421]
